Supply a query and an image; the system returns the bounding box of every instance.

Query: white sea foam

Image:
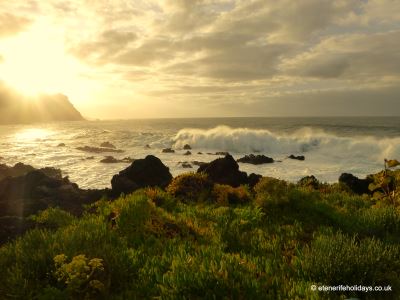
[173,126,400,162]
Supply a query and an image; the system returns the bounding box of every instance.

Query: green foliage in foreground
[1,173,400,299]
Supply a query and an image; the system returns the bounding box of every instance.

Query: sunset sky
[0,0,399,119]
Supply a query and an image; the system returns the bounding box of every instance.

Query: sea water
[0,117,399,189]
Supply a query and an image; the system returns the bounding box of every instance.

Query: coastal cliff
[0,83,84,124]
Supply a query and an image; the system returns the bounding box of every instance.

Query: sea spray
[173,126,400,162]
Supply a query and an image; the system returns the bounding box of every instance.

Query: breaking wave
[173,126,400,162]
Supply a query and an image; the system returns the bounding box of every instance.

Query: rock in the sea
[215,151,229,156]
[197,152,203,155]
[197,154,248,187]
[181,162,192,168]
[162,148,175,153]
[183,151,192,156]
[183,144,192,150]
[192,161,206,167]
[111,155,173,196]
[0,163,62,181]
[338,173,372,195]
[77,146,124,153]
[57,143,66,147]
[145,144,151,149]
[100,142,116,149]
[288,154,305,161]
[237,154,274,165]
[100,156,135,163]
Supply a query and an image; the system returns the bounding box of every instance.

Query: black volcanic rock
[162,148,175,153]
[77,146,124,153]
[0,83,84,124]
[100,156,134,164]
[288,154,305,161]
[100,142,116,149]
[237,154,274,165]
[339,173,372,195]
[197,154,248,187]
[183,144,192,150]
[248,173,262,188]
[111,155,172,196]
[183,151,192,156]
[0,169,104,218]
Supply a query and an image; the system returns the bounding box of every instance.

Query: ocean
[0,117,399,189]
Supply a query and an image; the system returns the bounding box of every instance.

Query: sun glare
[13,128,53,142]
[0,21,90,98]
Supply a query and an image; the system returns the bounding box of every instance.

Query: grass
[0,172,399,299]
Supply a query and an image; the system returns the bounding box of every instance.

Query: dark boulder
[338,173,372,195]
[162,148,175,153]
[100,142,116,149]
[192,161,206,167]
[0,169,104,218]
[183,144,192,150]
[181,162,192,168]
[288,154,305,161]
[111,155,172,196]
[197,154,248,187]
[57,143,66,147]
[77,146,124,153]
[215,151,229,156]
[248,173,262,188]
[183,151,192,156]
[237,154,274,165]
[100,156,134,164]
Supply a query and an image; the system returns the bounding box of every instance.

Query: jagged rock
[339,173,372,195]
[77,146,124,153]
[192,161,206,167]
[248,173,262,188]
[183,144,192,150]
[162,148,175,153]
[288,154,305,161]
[0,163,62,181]
[111,155,172,196]
[215,152,229,156]
[237,154,274,165]
[0,169,105,218]
[100,156,135,163]
[183,151,192,156]
[197,154,248,187]
[100,142,116,149]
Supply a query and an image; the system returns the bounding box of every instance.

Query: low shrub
[166,172,213,202]
[29,207,75,229]
[296,231,400,299]
[212,184,251,205]
[254,177,292,209]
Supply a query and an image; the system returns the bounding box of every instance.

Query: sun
[0,20,90,98]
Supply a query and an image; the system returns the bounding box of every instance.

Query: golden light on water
[14,128,53,141]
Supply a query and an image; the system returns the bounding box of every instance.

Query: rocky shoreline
[0,154,374,244]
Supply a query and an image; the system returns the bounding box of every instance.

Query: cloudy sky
[0,0,399,118]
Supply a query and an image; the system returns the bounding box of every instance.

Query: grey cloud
[286,31,400,80]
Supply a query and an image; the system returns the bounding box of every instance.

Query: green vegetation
[0,171,399,299]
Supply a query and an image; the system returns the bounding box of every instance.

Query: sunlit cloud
[0,0,399,118]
